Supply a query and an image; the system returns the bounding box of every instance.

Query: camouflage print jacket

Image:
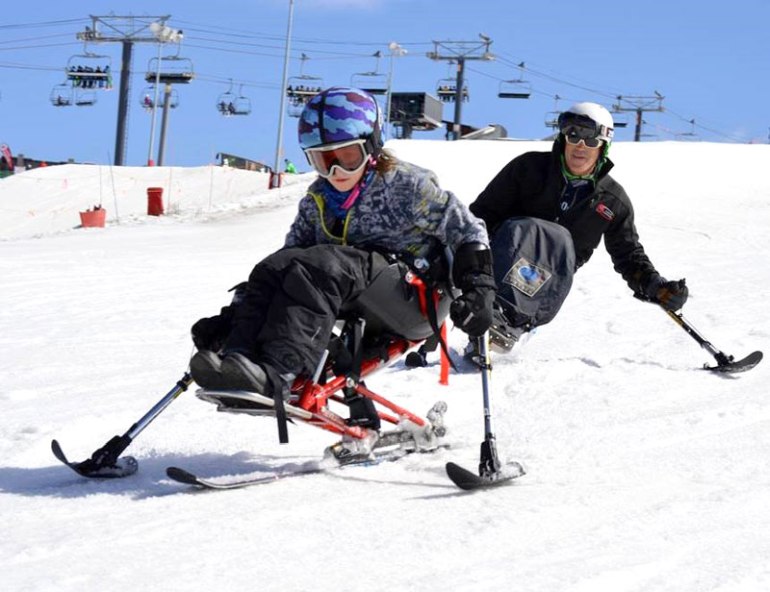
[283,160,488,265]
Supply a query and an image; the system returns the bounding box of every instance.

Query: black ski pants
[223,245,388,378]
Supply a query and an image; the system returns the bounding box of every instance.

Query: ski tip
[445,461,485,491]
[707,350,763,374]
[446,461,525,491]
[51,439,67,463]
[166,466,201,485]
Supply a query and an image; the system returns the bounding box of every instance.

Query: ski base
[51,439,138,478]
[166,464,324,490]
[445,461,525,491]
[705,350,762,374]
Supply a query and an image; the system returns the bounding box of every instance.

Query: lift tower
[77,15,174,165]
[612,93,665,142]
[427,35,494,140]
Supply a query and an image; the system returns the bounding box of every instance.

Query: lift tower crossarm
[427,36,494,140]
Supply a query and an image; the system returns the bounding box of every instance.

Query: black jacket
[470,142,659,294]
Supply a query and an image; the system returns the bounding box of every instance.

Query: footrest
[196,389,311,420]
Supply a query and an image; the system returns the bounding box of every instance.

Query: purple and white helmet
[298,87,383,156]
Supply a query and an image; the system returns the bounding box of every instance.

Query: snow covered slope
[1,139,768,592]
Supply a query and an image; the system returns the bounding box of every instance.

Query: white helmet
[558,102,614,143]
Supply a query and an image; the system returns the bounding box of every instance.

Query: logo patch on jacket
[503,257,551,297]
[595,202,615,221]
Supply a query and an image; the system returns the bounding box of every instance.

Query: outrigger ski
[51,438,138,478]
[445,460,525,491]
[704,350,762,374]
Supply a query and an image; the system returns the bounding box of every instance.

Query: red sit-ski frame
[284,272,446,440]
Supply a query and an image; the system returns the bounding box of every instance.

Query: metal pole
[385,41,406,137]
[452,58,465,141]
[157,83,172,166]
[385,49,395,140]
[635,108,643,142]
[271,0,295,189]
[114,40,133,166]
[147,40,163,166]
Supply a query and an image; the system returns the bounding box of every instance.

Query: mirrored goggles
[304,139,370,178]
[561,125,603,148]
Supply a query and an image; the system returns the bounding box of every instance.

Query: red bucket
[147,187,164,216]
[268,171,283,189]
[79,208,106,228]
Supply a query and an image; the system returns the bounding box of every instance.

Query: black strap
[425,289,457,372]
[262,365,289,444]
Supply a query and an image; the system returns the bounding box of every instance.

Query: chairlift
[544,111,560,130]
[613,115,628,129]
[351,50,387,95]
[286,54,323,117]
[675,118,698,140]
[73,88,97,107]
[544,95,563,130]
[217,82,251,116]
[286,76,323,116]
[145,55,195,85]
[351,72,388,95]
[140,85,179,110]
[436,78,469,103]
[50,83,73,107]
[65,52,112,90]
[498,79,531,99]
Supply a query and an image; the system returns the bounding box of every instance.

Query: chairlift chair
[231,93,251,116]
[286,75,323,117]
[351,50,387,95]
[436,77,456,102]
[74,88,97,107]
[675,118,697,140]
[436,78,469,103]
[145,56,195,85]
[140,86,179,110]
[544,111,560,130]
[544,96,563,130]
[65,52,112,90]
[50,83,73,107]
[498,79,531,99]
[351,72,388,96]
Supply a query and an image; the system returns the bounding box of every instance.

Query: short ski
[51,439,138,478]
[445,461,525,491]
[705,350,762,374]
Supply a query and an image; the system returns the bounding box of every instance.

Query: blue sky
[1,0,768,168]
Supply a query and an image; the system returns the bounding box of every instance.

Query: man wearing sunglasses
[467,102,688,356]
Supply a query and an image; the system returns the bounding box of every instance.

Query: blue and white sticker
[503,257,551,297]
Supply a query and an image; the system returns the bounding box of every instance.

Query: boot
[190,350,224,389]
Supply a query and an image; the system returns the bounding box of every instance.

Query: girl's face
[326,166,366,192]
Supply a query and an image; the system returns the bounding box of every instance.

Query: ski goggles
[561,125,603,148]
[303,139,370,178]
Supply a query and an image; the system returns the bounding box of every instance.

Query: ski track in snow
[1,140,769,591]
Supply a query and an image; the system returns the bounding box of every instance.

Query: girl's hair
[374,148,398,174]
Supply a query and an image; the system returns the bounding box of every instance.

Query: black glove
[451,287,496,337]
[450,243,497,337]
[191,314,231,351]
[642,276,688,312]
[191,282,247,351]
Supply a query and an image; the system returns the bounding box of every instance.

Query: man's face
[564,138,602,177]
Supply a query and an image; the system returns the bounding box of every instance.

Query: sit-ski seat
[196,261,450,449]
